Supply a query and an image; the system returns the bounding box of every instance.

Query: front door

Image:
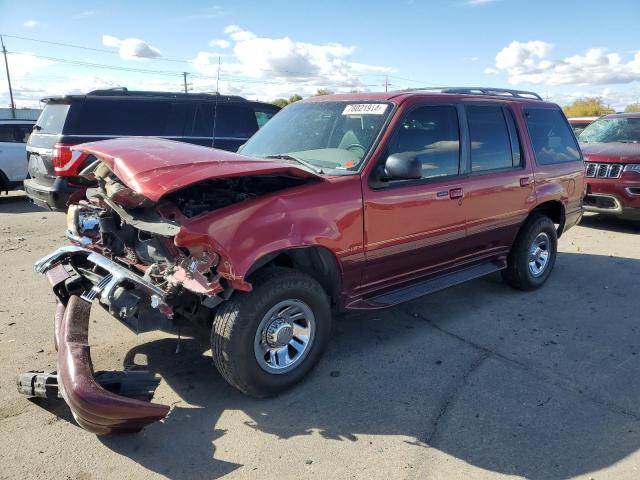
[361,104,469,292]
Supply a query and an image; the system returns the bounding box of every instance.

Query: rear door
[461,103,535,260]
[213,103,260,151]
[27,103,71,187]
[0,123,31,181]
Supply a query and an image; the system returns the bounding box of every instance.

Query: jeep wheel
[502,214,557,291]
[211,268,331,397]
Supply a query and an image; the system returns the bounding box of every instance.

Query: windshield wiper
[264,154,324,174]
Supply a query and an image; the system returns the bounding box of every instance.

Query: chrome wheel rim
[528,232,551,277]
[254,299,316,374]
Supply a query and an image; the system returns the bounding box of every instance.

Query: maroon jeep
[579,113,640,220]
[29,88,584,433]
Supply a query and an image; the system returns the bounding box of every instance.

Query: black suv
[24,89,280,211]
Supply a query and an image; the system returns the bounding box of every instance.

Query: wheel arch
[245,246,343,309]
[530,200,567,237]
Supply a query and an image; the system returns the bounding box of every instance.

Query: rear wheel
[502,214,557,291]
[211,268,331,397]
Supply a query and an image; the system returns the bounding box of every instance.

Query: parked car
[579,113,640,220]
[24,89,280,211]
[568,116,599,136]
[0,119,35,193]
[31,88,584,433]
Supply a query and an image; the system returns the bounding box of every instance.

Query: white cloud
[23,20,38,28]
[549,87,640,110]
[6,52,53,77]
[102,35,162,60]
[209,39,230,49]
[484,67,499,75]
[466,0,498,5]
[191,25,393,98]
[486,40,640,86]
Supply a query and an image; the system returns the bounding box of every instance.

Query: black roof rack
[42,88,250,103]
[438,87,543,101]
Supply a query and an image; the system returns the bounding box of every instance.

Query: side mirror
[383,153,422,180]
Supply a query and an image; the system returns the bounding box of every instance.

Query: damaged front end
[25,138,320,433]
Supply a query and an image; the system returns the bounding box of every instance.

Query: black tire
[502,213,558,291]
[211,267,331,397]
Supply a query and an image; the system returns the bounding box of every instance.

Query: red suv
[579,113,640,220]
[30,88,584,433]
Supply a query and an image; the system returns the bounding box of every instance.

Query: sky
[0,0,639,109]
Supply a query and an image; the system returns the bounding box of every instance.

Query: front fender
[174,175,365,291]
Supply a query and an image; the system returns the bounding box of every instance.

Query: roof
[0,119,36,124]
[303,87,551,106]
[601,112,640,119]
[41,89,275,106]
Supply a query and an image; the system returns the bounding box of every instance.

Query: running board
[359,261,503,309]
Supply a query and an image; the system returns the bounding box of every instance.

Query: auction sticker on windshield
[342,104,387,115]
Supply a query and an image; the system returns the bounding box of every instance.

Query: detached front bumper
[33,247,171,434]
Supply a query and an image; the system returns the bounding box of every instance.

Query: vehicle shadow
[0,193,46,214]
[579,212,640,233]
[97,251,640,480]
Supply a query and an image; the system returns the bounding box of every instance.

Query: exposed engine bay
[58,160,311,333]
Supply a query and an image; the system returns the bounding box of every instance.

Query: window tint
[73,100,171,135]
[35,104,70,134]
[387,105,460,179]
[254,105,279,128]
[0,125,31,143]
[215,104,259,138]
[525,108,580,165]
[467,105,515,172]
[0,125,14,142]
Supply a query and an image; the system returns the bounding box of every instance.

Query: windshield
[239,101,392,172]
[579,117,640,143]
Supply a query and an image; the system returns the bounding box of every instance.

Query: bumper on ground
[55,295,169,434]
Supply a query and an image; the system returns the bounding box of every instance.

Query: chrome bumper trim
[34,247,170,314]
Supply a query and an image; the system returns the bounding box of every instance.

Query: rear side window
[72,100,171,136]
[35,104,70,134]
[165,103,195,137]
[0,125,32,143]
[215,104,259,138]
[253,105,280,128]
[525,108,580,165]
[387,105,460,180]
[467,105,515,172]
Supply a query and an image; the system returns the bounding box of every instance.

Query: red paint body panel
[72,137,321,202]
[54,295,169,434]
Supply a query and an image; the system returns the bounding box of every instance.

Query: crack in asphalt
[405,309,640,422]
[424,350,490,446]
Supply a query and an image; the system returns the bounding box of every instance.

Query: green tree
[624,103,640,113]
[562,97,614,117]
[314,88,334,96]
[272,98,290,108]
[288,94,303,104]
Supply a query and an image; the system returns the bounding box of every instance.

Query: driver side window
[387,105,461,180]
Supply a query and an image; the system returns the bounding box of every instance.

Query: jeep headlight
[624,164,640,174]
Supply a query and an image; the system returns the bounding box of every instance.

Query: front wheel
[211,268,331,397]
[502,214,558,291]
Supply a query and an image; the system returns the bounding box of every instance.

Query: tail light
[52,143,87,177]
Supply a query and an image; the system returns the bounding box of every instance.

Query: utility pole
[1,36,16,118]
[183,72,189,93]
[384,74,390,93]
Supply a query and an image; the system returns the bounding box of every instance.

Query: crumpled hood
[580,142,640,164]
[73,137,322,202]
